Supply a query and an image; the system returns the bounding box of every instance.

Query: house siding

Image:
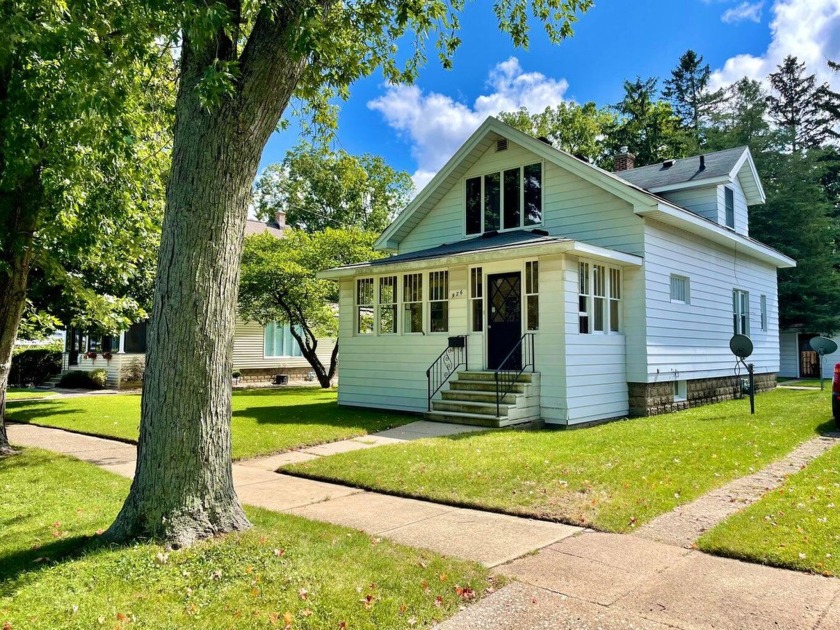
[231,320,335,373]
[641,220,779,383]
[779,331,799,378]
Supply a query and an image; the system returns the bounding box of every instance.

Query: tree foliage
[662,50,723,147]
[239,229,381,387]
[253,144,414,233]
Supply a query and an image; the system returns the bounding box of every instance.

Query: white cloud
[711,0,840,90]
[368,57,568,189]
[721,1,764,23]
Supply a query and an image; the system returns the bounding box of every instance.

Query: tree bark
[0,188,40,457]
[106,6,312,546]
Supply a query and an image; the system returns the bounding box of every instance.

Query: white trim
[646,177,730,193]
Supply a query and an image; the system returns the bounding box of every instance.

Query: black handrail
[494,333,536,416]
[426,336,468,411]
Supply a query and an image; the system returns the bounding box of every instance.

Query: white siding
[61,353,145,389]
[719,180,750,237]
[642,221,779,381]
[231,319,335,371]
[779,331,799,378]
[660,186,718,223]
[398,141,645,257]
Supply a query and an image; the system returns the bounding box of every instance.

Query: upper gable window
[724,187,735,229]
[466,163,542,235]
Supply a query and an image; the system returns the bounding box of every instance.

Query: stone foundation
[237,367,317,384]
[628,373,776,416]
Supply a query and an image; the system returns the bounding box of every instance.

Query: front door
[487,272,522,370]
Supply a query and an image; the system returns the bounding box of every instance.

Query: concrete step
[432,399,511,416]
[449,380,526,394]
[423,410,503,428]
[457,370,534,384]
[441,390,518,405]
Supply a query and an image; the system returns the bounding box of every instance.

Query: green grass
[0,449,494,629]
[6,388,56,400]
[698,440,840,576]
[284,389,835,532]
[6,388,411,460]
[777,378,825,388]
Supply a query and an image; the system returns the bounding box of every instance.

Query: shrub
[120,358,145,385]
[58,369,108,390]
[9,348,62,386]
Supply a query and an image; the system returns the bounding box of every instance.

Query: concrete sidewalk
[9,422,840,629]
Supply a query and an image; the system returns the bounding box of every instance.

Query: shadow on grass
[233,400,414,430]
[0,535,96,596]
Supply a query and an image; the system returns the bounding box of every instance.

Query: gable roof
[616,146,766,204]
[244,218,284,238]
[375,116,792,269]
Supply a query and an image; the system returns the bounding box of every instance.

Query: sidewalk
[9,422,840,629]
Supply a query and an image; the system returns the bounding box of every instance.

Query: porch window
[525,261,539,331]
[378,276,397,334]
[760,294,767,331]
[356,278,374,335]
[429,271,449,333]
[579,262,590,334]
[733,289,750,335]
[123,322,147,353]
[580,261,621,334]
[464,163,542,234]
[265,322,303,358]
[403,273,424,333]
[470,267,483,332]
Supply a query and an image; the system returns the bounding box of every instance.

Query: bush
[9,348,62,386]
[120,358,144,385]
[58,369,108,390]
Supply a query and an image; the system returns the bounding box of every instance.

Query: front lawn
[0,449,493,629]
[778,378,824,388]
[697,440,840,576]
[6,388,411,459]
[6,388,56,400]
[284,389,834,532]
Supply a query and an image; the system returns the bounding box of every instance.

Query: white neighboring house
[61,216,336,388]
[779,331,840,380]
[320,117,795,427]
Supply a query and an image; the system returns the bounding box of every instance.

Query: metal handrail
[426,336,468,411]
[494,333,536,416]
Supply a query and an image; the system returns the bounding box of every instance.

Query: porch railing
[426,336,468,411]
[494,333,535,416]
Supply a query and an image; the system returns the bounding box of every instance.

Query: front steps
[425,370,540,428]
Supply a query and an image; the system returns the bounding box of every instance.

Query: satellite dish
[730,334,753,359]
[810,337,838,356]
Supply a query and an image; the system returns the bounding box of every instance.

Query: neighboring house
[779,331,839,379]
[61,216,336,388]
[320,117,795,427]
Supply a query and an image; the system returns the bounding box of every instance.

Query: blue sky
[259,0,840,189]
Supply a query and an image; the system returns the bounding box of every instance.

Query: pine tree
[663,50,724,147]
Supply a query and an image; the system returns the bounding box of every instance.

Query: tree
[662,50,724,147]
[0,2,172,455]
[606,77,690,166]
[705,78,771,152]
[105,0,593,546]
[498,101,616,165]
[239,228,381,387]
[767,55,839,152]
[254,143,414,233]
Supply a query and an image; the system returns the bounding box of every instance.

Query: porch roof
[318,229,643,279]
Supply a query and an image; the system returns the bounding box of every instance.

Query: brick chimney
[614,146,636,172]
[274,210,286,231]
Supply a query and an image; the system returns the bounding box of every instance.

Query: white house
[320,117,795,427]
[779,331,840,380]
[62,217,336,388]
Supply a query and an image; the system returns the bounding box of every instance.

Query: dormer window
[724,186,735,229]
[465,163,542,235]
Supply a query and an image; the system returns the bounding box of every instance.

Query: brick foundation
[628,373,776,416]
[237,367,317,384]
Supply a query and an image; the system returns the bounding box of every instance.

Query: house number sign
[450,289,465,299]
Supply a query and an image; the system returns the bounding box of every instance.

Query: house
[319,117,795,427]
[779,331,839,380]
[61,216,336,388]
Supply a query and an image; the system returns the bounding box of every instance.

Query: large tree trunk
[0,190,40,457]
[106,6,311,546]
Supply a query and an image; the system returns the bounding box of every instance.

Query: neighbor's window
[733,289,750,335]
[403,273,424,333]
[760,294,767,332]
[580,261,622,334]
[465,163,542,234]
[356,278,374,335]
[264,322,303,357]
[725,186,735,229]
[429,271,449,333]
[470,267,483,332]
[525,261,539,331]
[670,274,689,304]
[378,276,397,334]
[579,262,590,334]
